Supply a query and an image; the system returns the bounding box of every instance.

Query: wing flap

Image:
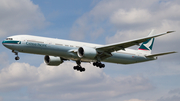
[146,51,177,57]
[96,31,175,53]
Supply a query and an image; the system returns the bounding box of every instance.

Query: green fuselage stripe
[2,40,20,44]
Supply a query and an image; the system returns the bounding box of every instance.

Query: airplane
[2,30,176,72]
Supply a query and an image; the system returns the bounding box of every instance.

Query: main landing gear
[12,50,20,60]
[73,61,105,72]
[73,61,85,72]
[93,62,105,68]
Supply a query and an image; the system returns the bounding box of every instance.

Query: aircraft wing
[96,31,174,53]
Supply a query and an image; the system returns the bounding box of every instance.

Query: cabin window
[6,38,13,40]
[55,43,63,46]
[27,40,44,43]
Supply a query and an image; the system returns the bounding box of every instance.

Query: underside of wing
[96,31,174,53]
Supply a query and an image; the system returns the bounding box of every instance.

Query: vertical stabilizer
[138,30,155,54]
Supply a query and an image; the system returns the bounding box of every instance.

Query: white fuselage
[2,35,156,64]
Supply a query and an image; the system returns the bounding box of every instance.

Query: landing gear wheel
[15,56,20,60]
[73,61,86,72]
[73,66,77,70]
[80,68,85,72]
[93,62,105,68]
[12,50,20,61]
[93,62,96,66]
[100,64,105,68]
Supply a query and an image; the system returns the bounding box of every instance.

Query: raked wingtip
[167,31,175,33]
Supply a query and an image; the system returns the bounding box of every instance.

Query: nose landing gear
[15,56,20,60]
[12,50,20,60]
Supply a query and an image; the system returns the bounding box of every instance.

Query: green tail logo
[138,38,154,51]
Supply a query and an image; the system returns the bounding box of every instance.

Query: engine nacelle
[44,55,63,66]
[77,47,97,59]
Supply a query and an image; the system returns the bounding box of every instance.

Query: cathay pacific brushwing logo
[139,38,154,50]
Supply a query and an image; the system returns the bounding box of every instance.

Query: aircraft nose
[2,40,6,46]
[2,40,8,47]
[2,41,6,47]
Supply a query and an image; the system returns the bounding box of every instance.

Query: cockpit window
[6,38,13,40]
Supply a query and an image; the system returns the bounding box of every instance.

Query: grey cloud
[169,88,180,94]
[0,62,153,101]
[158,95,180,101]
[124,99,151,101]
[157,88,180,101]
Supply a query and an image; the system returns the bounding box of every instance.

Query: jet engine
[44,55,63,66]
[77,47,97,59]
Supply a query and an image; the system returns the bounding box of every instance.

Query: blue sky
[0,0,180,101]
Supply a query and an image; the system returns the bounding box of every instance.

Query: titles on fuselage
[26,42,47,47]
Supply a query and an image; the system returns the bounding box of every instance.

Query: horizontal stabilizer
[146,51,177,57]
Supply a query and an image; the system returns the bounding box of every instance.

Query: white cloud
[107,1,180,44]
[106,30,151,44]
[70,0,159,40]
[70,0,180,48]
[70,0,127,40]
[0,52,9,68]
[0,62,153,101]
[110,9,151,25]
[0,0,48,38]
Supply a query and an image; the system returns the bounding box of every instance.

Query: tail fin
[138,30,155,54]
